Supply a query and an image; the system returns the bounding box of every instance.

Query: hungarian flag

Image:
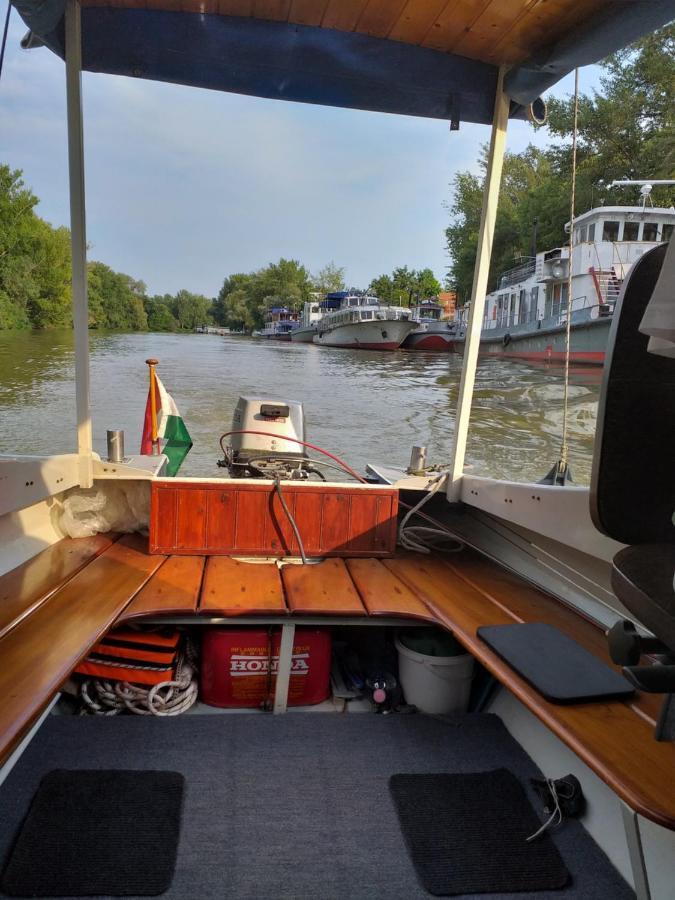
[141,374,192,476]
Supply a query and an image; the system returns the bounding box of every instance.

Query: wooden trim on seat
[282,558,366,615]
[119,555,205,622]
[199,557,287,616]
[0,534,164,766]
[345,557,436,621]
[0,534,117,640]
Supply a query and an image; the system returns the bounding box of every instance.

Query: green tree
[144,294,178,331]
[312,261,346,294]
[445,25,675,305]
[87,262,148,330]
[220,287,256,332]
[0,166,47,329]
[172,289,213,330]
[369,266,441,305]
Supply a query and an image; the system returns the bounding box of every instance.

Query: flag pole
[146,358,160,455]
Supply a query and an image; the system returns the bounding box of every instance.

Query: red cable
[219,429,455,535]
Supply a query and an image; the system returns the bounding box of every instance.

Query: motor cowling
[219,396,308,478]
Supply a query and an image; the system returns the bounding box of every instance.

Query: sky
[0,13,602,298]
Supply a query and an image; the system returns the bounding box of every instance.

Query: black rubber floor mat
[390,768,569,896]
[1,769,184,897]
[477,622,634,702]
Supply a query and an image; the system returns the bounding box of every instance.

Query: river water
[0,329,602,484]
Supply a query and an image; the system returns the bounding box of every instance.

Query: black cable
[0,1,11,84]
[274,476,308,564]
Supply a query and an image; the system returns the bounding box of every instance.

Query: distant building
[437,291,457,320]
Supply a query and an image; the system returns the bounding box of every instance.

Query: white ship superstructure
[312,291,416,350]
[455,204,674,364]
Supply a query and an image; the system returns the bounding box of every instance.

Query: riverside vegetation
[1,25,671,334]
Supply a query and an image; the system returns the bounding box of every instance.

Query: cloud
[0,16,602,296]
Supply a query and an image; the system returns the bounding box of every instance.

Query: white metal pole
[65,0,93,488]
[447,67,509,502]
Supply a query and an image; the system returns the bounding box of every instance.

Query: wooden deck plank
[118,555,205,622]
[385,553,675,831]
[281,557,366,615]
[0,534,118,641]
[346,557,436,620]
[199,557,287,616]
[0,533,165,766]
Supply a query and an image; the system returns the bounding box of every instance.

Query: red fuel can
[200,628,332,708]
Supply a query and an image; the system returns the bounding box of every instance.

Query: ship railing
[497,258,536,289]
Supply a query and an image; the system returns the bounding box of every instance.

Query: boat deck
[0,714,634,900]
[1,533,675,831]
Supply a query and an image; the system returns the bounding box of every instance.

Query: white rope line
[397,473,465,554]
[526,778,563,842]
[80,650,198,716]
[558,67,580,478]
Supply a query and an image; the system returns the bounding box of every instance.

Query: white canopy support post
[65,0,93,488]
[447,67,509,502]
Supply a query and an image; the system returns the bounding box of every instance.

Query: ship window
[362,311,372,320]
[623,221,639,241]
[663,224,673,243]
[642,222,658,241]
[530,287,539,321]
[602,221,620,241]
[588,223,595,241]
[577,225,587,243]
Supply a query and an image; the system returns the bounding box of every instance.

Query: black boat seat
[612,545,675,655]
[591,241,675,738]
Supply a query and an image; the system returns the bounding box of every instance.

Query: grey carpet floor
[0,713,633,900]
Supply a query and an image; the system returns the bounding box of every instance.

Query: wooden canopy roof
[14,0,675,123]
[78,0,607,68]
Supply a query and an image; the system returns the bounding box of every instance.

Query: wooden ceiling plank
[253,0,292,21]
[354,0,409,39]
[420,0,491,53]
[289,0,330,27]
[217,0,254,16]
[388,0,451,45]
[321,0,369,32]
[450,0,532,60]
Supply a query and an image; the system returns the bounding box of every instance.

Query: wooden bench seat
[1,534,674,832]
[0,534,117,641]
[385,551,675,830]
[0,534,164,766]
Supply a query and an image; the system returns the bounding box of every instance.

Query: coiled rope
[397,473,465,554]
[80,650,198,716]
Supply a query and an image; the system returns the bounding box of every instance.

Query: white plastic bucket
[395,634,474,714]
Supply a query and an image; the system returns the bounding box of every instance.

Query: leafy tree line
[445,25,675,305]
[214,261,444,332]
[1,165,444,334]
[0,165,214,332]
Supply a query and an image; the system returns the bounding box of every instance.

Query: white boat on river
[454,201,675,365]
[313,291,416,350]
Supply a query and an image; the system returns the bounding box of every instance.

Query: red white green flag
[140,374,192,476]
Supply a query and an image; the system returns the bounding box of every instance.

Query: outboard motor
[218,396,311,479]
